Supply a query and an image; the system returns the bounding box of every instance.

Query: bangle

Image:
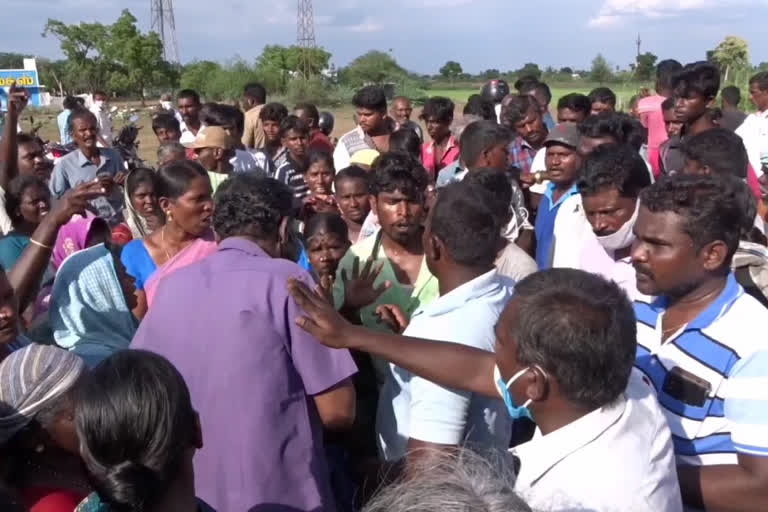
[29,238,53,251]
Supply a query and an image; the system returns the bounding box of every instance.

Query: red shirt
[23,486,86,512]
[309,131,334,154]
[421,135,460,179]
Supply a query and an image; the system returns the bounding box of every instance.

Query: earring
[166,211,173,223]
[34,444,45,454]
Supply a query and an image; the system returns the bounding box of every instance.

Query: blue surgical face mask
[494,364,533,420]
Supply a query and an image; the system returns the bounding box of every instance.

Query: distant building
[0,58,50,111]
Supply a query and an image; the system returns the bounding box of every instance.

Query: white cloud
[343,16,383,33]
[589,0,719,27]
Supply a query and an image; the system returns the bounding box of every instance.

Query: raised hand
[374,303,409,333]
[341,257,391,311]
[6,84,29,117]
[287,278,355,349]
[50,181,107,226]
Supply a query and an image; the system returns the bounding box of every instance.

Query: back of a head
[460,121,512,169]
[513,269,637,409]
[363,449,531,512]
[243,82,267,104]
[514,75,539,92]
[640,173,745,266]
[157,142,186,164]
[177,89,200,105]
[502,95,538,126]
[578,144,651,199]
[76,350,196,512]
[462,168,513,224]
[370,152,429,199]
[213,175,293,240]
[389,129,422,161]
[294,102,320,124]
[63,96,80,110]
[421,97,455,123]
[201,103,244,134]
[430,182,500,268]
[656,59,683,90]
[579,112,647,151]
[557,93,591,117]
[672,61,721,99]
[681,128,748,178]
[721,85,741,107]
[157,160,208,200]
[353,86,387,112]
[463,94,496,121]
[588,87,617,107]
[519,81,552,105]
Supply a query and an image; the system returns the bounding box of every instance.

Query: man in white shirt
[177,89,203,145]
[287,268,682,512]
[376,182,512,464]
[736,72,768,177]
[552,144,652,301]
[89,90,112,147]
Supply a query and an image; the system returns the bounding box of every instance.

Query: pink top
[638,95,668,151]
[421,135,460,180]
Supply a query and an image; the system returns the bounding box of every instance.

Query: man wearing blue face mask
[287,268,682,512]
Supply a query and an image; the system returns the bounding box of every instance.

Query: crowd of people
[0,58,767,512]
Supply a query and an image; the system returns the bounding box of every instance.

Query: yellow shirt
[242,105,265,149]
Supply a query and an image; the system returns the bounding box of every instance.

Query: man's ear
[699,239,729,272]
[426,233,442,263]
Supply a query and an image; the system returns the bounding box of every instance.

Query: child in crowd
[333,166,371,243]
[303,213,351,294]
[301,151,338,219]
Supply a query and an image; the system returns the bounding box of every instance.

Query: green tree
[635,52,658,81]
[43,9,176,100]
[0,53,31,69]
[43,17,113,92]
[256,45,331,87]
[559,67,574,75]
[479,68,500,79]
[439,60,463,81]
[590,54,614,83]
[515,63,542,80]
[337,51,407,87]
[180,60,222,96]
[710,36,750,82]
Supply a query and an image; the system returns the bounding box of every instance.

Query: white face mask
[596,200,639,252]
[161,101,172,110]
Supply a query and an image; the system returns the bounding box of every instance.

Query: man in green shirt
[332,153,438,384]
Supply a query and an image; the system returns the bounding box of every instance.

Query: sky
[5,0,768,74]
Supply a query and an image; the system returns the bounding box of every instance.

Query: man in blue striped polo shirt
[632,173,768,510]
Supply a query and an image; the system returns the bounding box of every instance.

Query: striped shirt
[274,157,309,200]
[634,273,768,466]
[333,125,377,171]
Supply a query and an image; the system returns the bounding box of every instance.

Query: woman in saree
[111,167,164,245]
[120,161,215,318]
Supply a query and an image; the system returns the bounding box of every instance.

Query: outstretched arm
[287,278,498,398]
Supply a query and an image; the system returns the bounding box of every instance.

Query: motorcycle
[112,113,147,171]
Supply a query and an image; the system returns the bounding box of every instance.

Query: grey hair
[363,448,532,512]
[157,142,186,165]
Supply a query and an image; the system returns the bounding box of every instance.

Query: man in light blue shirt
[57,96,83,145]
[376,181,512,466]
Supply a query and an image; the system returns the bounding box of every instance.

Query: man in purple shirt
[132,174,357,512]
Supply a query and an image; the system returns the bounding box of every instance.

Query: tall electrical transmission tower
[151,0,180,63]
[297,0,317,78]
